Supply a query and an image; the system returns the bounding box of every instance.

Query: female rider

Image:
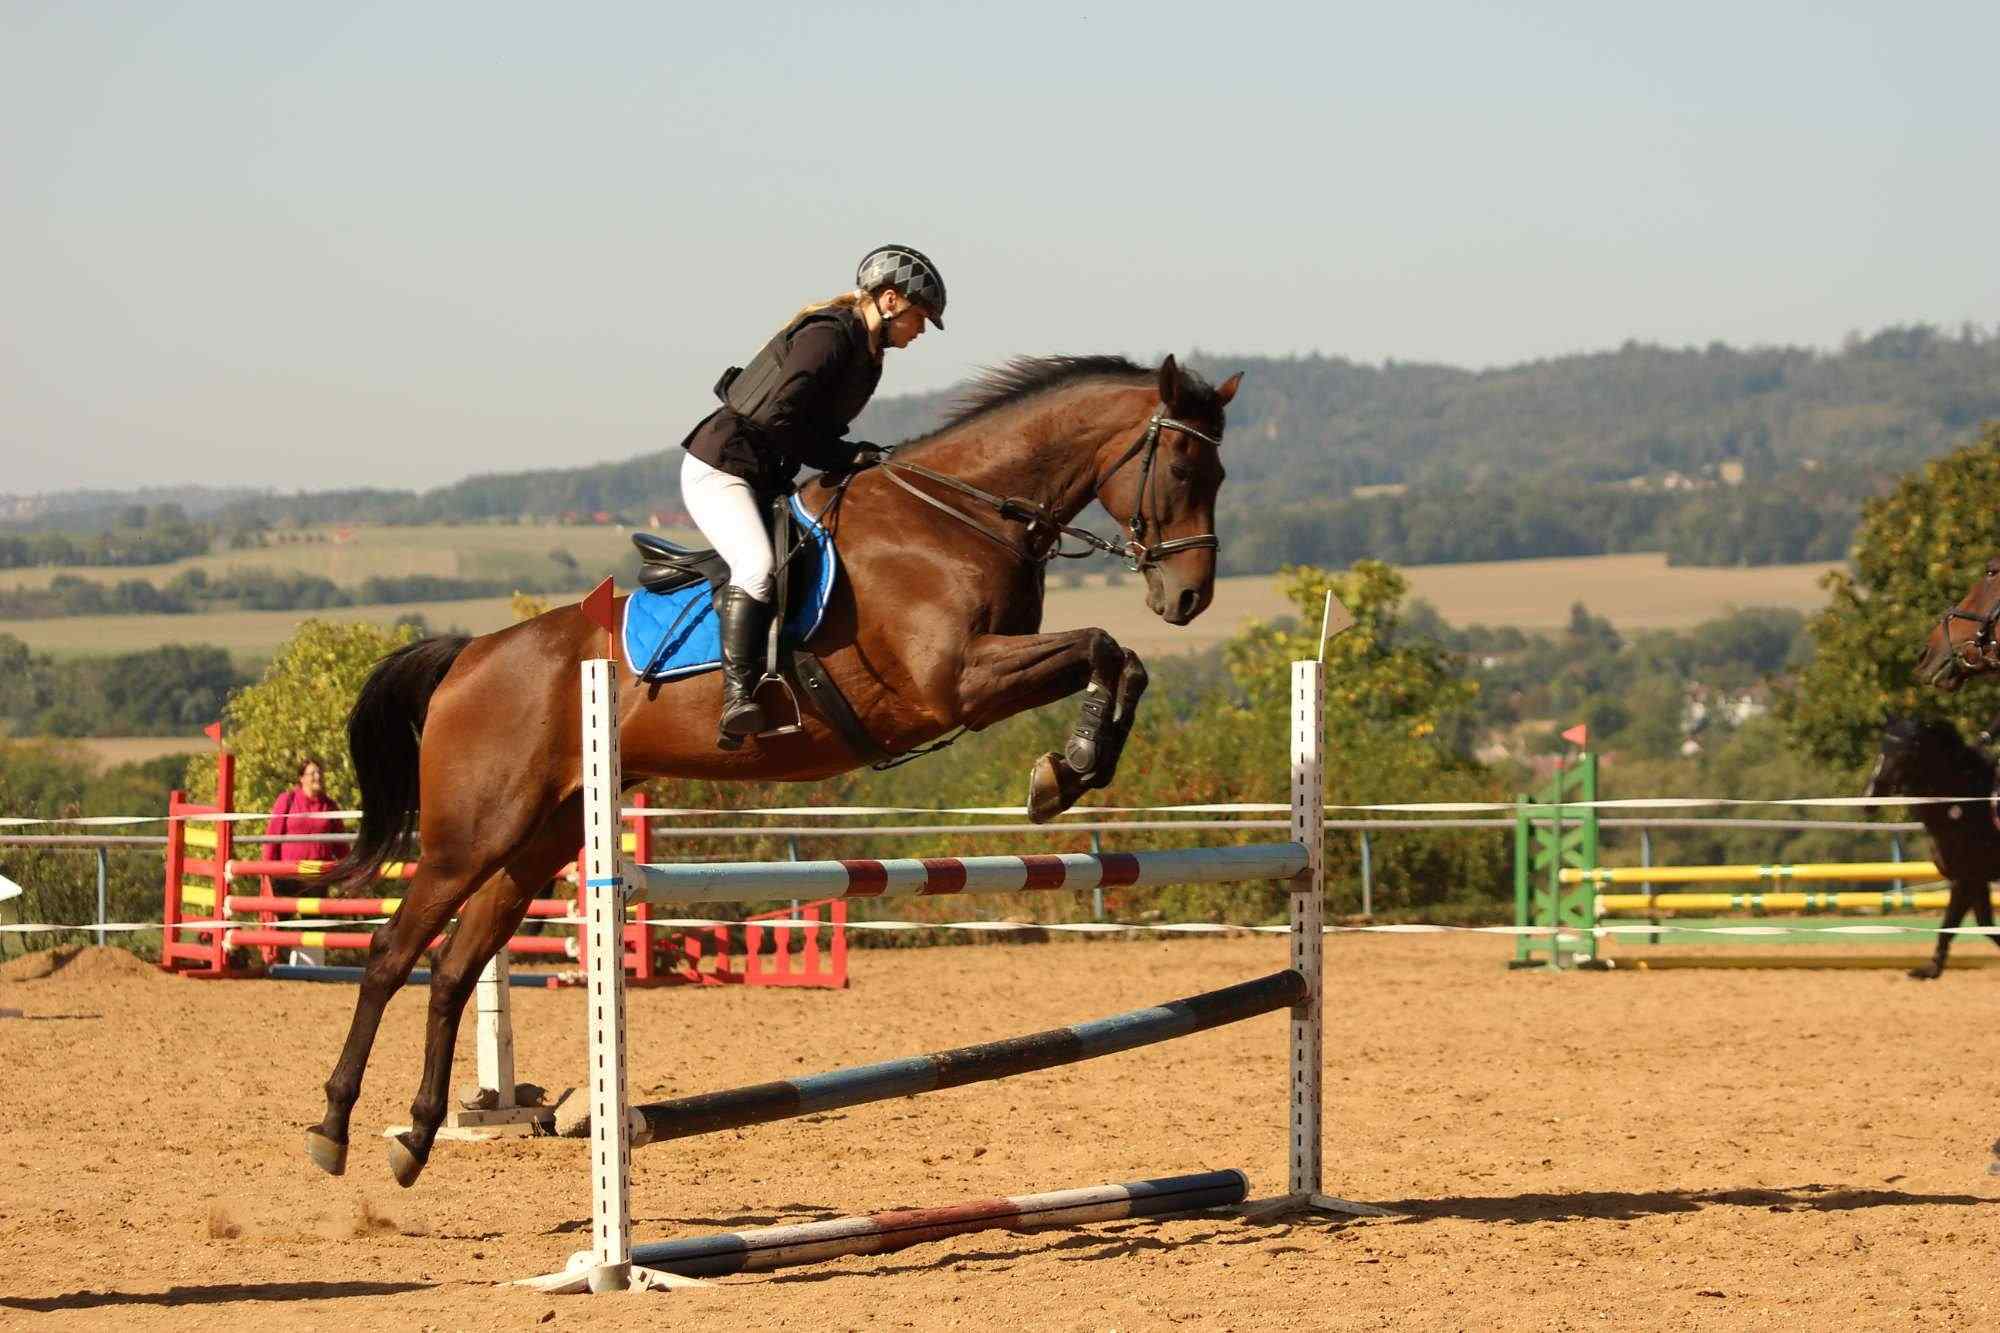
[678,244,946,747]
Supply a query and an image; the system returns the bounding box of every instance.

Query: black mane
[929,355,1219,436]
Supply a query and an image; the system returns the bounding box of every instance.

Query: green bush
[181,619,420,811]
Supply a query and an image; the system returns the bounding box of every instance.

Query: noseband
[1939,602,2000,671]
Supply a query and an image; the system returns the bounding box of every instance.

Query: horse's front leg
[1081,648,1147,793]
[1909,887,1971,980]
[955,628,1141,822]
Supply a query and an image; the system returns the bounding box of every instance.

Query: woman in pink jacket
[264,757,346,875]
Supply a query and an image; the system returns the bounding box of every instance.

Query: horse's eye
[1170,463,1192,481]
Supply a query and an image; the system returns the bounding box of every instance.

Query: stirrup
[717,694,765,751]
[752,671,805,740]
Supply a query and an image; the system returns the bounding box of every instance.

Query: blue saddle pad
[622,495,838,683]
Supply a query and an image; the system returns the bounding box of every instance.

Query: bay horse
[1864,717,2000,979]
[306,354,1242,1186]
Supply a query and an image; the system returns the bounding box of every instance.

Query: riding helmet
[856,244,946,329]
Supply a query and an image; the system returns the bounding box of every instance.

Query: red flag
[580,576,617,633]
[1560,723,1589,748]
[201,721,223,746]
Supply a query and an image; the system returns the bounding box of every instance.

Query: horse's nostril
[1176,589,1198,619]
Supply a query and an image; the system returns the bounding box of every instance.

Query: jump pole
[629,1169,1251,1279]
[558,968,1310,1144]
[532,655,1375,1295]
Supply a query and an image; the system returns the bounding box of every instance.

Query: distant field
[64,737,207,770]
[0,522,686,591]
[1039,553,1839,652]
[0,553,1841,664]
[1399,552,1840,631]
[0,593,583,661]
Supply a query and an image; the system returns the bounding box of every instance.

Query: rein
[877,408,1223,571]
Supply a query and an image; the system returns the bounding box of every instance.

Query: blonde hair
[787,288,870,327]
[780,289,883,355]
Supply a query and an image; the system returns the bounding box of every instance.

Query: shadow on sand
[0,1280,432,1312]
[1329,1183,2000,1227]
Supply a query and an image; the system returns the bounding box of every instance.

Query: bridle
[876,407,1223,571]
[1938,600,2000,672]
[1097,409,1223,568]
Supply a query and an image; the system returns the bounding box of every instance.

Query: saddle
[627,496,904,766]
[632,531,728,596]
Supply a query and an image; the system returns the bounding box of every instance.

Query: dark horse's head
[1916,557,2000,690]
[1865,715,1989,800]
[1094,356,1242,626]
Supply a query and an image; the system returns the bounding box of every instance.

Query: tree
[1226,561,1479,741]
[1785,423,2000,767]
[181,619,421,810]
[1221,563,1507,916]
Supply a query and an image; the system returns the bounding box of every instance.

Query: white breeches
[680,449,775,601]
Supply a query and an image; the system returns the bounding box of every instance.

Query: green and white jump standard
[524,658,1370,1295]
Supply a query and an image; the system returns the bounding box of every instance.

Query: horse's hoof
[1026,753,1069,824]
[387,1133,426,1189]
[1908,967,1942,980]
[305,1129,348,1177]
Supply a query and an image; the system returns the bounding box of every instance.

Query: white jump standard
[528,657,1373,1295]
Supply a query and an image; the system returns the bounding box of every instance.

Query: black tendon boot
[716,586,774,747]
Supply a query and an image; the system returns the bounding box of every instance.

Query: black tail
[327,635,472,892]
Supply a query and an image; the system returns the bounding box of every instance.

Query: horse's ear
[1216,371,1243,408]
[1157,355,1183,411]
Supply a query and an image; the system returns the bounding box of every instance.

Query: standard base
[384,1085,567,1143]
[516,1256,712,1294]
[1237,1191,1394,1220]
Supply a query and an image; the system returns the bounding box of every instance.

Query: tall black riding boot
[716,586,774,747]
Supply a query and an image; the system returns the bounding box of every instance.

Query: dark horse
[1864,717,2000,979]
[306,354,1242,1186]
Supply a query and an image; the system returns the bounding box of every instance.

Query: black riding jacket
[680,305,882,494]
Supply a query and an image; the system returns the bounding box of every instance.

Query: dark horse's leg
[386,807,579,1186]
[1909,880,1976,980]
[954,629,1143,822]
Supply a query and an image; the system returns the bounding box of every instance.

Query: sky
[4,0,1997,495]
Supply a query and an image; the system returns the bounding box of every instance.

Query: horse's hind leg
[305,859,498,1175]
[387,800,583,1187]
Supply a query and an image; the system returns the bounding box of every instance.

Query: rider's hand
[848,443,889,469]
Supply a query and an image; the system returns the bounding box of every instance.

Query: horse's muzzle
[1145,569,1210,625]
[1927,653,1965,691]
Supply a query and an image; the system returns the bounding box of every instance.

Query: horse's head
[1866,714,1976,798]
[1916,557,2000,691]
[1095,355,1242,625]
